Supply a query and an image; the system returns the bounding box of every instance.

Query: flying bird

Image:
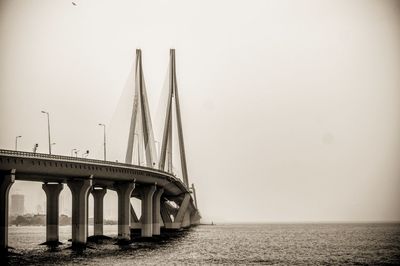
[72,2,77,6]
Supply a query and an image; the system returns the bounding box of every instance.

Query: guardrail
[0,149,178,180]
[0,149,192,195]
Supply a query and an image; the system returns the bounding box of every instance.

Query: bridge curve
[0,149,189,197]
[0,148,200,251]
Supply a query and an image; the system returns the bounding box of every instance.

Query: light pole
[71,148,77,157]
[98,123,107,161]
[15,136,22,151]
[33,143,39,153]
[82,150,89,158]
[41,110,52,154]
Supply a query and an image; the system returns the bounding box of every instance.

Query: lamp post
[15,136,22,151]
[33,143,39,153]
[98,123,107,161]
[82,150,89,158]
[41,110,52,154]
[71,148,77,157]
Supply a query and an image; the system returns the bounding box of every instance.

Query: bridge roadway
[0,149,200,251]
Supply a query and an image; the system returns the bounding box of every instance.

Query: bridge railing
[0,149,192,196]
[0,149,176,178]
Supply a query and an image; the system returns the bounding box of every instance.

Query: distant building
[10,194,25,216]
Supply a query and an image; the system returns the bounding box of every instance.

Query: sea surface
[6,223,400,265]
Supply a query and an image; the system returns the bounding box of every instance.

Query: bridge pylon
[125,49,157,168]
[159,49,190,188]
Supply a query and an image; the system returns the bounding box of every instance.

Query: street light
[15,136,22,151]
[82,150,89,158]
[41,110,52,154]
[33,143,39,153]
[98,123,107,161]
[71,148,77,157]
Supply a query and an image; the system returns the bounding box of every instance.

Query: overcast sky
[1,0,400,223]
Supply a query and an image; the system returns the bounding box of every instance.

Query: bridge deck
[0,149,188,196]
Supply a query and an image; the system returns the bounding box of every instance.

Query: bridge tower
[125,49,157,168]
[159,49,190,188]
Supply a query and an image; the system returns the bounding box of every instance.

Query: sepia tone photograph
[0,0,399,265]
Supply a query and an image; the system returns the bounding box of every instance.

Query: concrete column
[141,185,156,237]
[0,169,15,252]
[130,203,141,229]
[67,179,92,249]
[91,188,107,236]
[42,183,63,245]
[114,182,135,241]
[86,189,90,240]
[191,183,198,209]
[164,193,190,229]
[181,210,191,228]
[160,201,173,228]
[152,188,164,235]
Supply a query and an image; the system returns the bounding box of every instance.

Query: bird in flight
[72,2,77,6]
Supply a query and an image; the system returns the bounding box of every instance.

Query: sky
[1,0,400,223]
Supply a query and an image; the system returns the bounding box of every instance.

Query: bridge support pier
[182,210,192,228]
[91,187,107,237]
[115,182,135,241]
[0,169,15,253]
[42,183,63,245]
[164,193,191,229]
[152,188,164,235]
[141,185,156,237]
[130,203,141,230]
[160,201,173,228]
[67,179,92,250]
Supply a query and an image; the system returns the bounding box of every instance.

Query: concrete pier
[141,185,156,237]
[67,178,92,249]
[182,210,191,228]
[152,188,164,235]
[114,182,135,241]
[42,183,63,245]
[0,169,15,252]
[130,203,141,231]
[160,201,173,228]
[91,187,107,236]
[164,193,190,229]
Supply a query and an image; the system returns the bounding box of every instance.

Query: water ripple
[6,223,400,265]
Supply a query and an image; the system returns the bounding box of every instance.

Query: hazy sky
[1,0,400,222]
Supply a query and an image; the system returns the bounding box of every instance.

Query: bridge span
[0,49,201,252]
[0,149,200,250]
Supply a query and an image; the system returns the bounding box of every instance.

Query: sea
[5,223,400,265]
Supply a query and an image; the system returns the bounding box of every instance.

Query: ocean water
[6,223,400,265]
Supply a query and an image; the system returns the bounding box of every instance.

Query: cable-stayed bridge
[0,49,200,252]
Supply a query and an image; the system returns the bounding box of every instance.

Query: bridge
[0,49,200,252]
